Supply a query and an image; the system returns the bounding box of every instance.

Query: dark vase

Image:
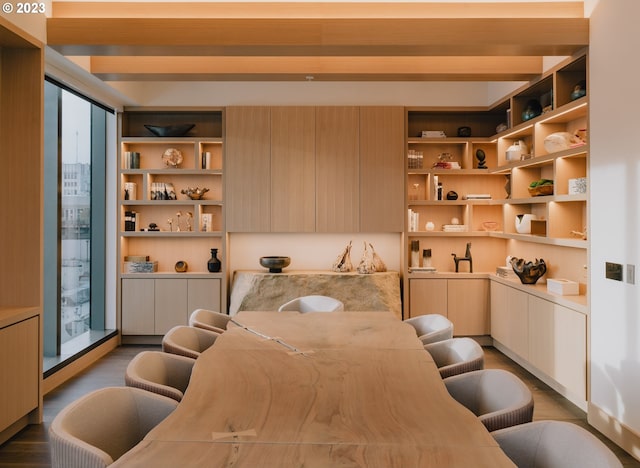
[207,248,221,273]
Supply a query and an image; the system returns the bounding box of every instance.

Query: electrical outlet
[627,264,635,285]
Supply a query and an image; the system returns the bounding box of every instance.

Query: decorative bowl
[482,221,499,231]
[259,256,291,273]
[181,187,209,200]
[162,148,183,168]
[528,185,554,196]
[144,124,195,137]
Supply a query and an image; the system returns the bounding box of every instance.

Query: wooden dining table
[112,311,515,467]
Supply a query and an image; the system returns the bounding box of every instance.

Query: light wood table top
[113,312,514,467]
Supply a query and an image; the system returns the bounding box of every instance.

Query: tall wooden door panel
[359,106,405,232]
[225,107,271,232]
[271,107,316,232]
[187,279,222,313]
[315,107,359,232]
[447,279,490,336]
[409,279,448,318]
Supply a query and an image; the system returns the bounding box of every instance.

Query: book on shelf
[464,194,492,200]
[124,211,138,231]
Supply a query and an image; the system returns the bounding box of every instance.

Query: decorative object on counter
[200,213,212,232]
[457,126,471,137]
[174,260,188,273]
[148,223,159,232]
[123,151,140,169]
[505,140,528,161]
[543,131,585,153]
[425,221,435,231]
[482,221,499,231]
[410,240,420,268]
[207,248,221,273]
[144,123,195,137]
[185,212,193,231]
[515,213,538,234]
[162,148,184,168]
[475,149,488,169]
[528,179,554,196]
[446,191,459,200]
[547,278,579,295]
[570,80,587,101]
[331,241,353,272]
[420,249,436,272]
[570,227,587,240]
[167,217,173,232]
[496,122,508,133]
[357,241,377,274]
[370,243,387,272]
[521,99,542,121]
[260,256,291,273]
[452,243,473,273]
[451,217,460,225]
[181,187,209,200]
[510,257,546,284]
[175,211,182,231]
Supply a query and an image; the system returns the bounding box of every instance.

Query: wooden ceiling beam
[52,2,585,19]
[47,17,589,57]
[89,55,543,81]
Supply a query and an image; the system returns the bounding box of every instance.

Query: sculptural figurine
[452,243,473,273]
[510,257,547,284]
[475,149,488,169]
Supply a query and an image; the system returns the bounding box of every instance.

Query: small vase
[207,248,221,273]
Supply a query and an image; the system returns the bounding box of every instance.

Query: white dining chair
[443,368,534,432]
[188,308,231,334]
[162,325,220,359]
[492,420,623,467]
[277,295,345,313]
[125,350,195,402]
[403,314,454,345]
[49,386,178,468]
[424,337,484,379]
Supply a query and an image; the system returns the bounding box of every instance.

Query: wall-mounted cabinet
[226,106,404,233]
[118,108,225,341]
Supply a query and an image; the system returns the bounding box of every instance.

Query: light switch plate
[606,262,623,281]
[627,264,635,285]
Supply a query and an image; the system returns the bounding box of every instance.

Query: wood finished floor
[0,345,638,467]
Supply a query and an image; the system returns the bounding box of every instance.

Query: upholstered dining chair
[277,295,345,313]
[125,350,195,402]
[424,337,485,379]
[49,386,178,468]
[492,420,623,468]
[443,368,534,432]
[403,314,454,345]
[188,308,231,334]
[162,325,220,359]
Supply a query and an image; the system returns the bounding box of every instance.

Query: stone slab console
[229,271,402,319]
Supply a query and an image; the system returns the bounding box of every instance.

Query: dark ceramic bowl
[259,256,291,273]
[144,124,195,137]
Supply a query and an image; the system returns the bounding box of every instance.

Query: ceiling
[47,1,589,82]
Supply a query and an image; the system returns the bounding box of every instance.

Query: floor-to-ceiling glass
[43,78,114,373]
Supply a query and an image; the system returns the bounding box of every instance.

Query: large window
[43,78,114,373]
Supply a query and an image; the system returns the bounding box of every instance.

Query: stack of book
[123,255,158,273]
[496,266,517,279]
[124,211,137,231]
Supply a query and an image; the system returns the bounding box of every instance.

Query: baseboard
[43,335,119,395]
[0,415,29,446]
[588,402,640,462]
